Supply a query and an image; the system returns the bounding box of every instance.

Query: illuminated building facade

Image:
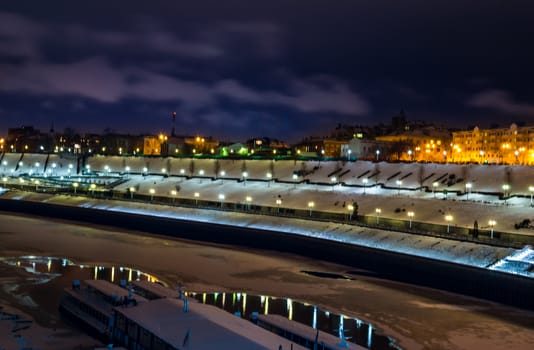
[452,123,534,164]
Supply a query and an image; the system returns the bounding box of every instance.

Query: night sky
[1,1,534,142]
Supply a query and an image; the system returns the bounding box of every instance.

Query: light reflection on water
[1,256,400,350]
[188,292,400,349]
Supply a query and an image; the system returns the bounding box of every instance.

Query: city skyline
[1,1,534,141]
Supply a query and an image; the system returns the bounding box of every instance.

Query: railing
[2,182,532,248]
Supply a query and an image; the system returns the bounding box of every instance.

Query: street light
[90,183,96,195]
[242,171,248,186]
[266,172,272,187]
[218,193,225,207]
[362,178,368,194]
[502,184,510,203]
[376,149,380,161]
[245,196,252,210]
[407,149,413,161]
[194,192,200,205]
[396,179,402,195]
[34,179,40,191]
[73,182,79,194]
[445,214,453,233]
[488,219,496,239]
[465,183,472,200]
[347,204,354,221]
[292,173,298,188]
[220,170,225,184]
[432,181,439,198]
[375,208,381,224]
[171,190,177,203]
[129,187,135,199]
[149,188,155,201]
[529,186,534,207]
[199,169,204,183]
[125,166,130,177]
[276,198,282,213]
[143,167,148,175]
[331,176,337,191]
[407,211,414,229]
[308,201,315,217]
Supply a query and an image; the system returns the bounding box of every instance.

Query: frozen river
[0,212,533,349]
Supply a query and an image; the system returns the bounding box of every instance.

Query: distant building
[376,125,452,162]
[452,123,534,164]
[341,138,390,161]
[295,137,350,158]
[6,126,51,153]
[143,135,164,156]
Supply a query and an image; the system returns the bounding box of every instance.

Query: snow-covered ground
[3,154,534,277]
[3,190,534,278]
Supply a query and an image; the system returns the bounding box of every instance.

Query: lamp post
[502,184,510,204]
[376,149,380,161]
[396,179,402,195]
[276,198,282,213]
[331,176,337,191]
[362,178,368,194]
[149,188,155,201]
[308,201,315,217]
[292,173,298,188]
[407,149,413,161]
[245,196,252,210]
[34,179,40,191]
[465,183,472,200]
[125,166,130,178]
[90,183,96,196]
[199,169,204,183]
[407,211,414,229]
[266,172,272,187]
[143,167,148,175]
[347,204,354,221]
[218,194,225,207]
[171,190,177,203]
[445,214,453,233]
[129,187,135,199]
[73,182,79,194]
[432,181,439,198]
[242,171,248,186]
[220,170,225,184]
[529,186,534,207]
[488,220,496,239]
[194,192,199,205]
[375,208,381,224]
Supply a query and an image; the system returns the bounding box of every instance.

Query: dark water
[189,291,400,350]
[1,256,400,350]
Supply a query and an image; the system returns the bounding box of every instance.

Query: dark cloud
[1,1,534,141]
[468,90,534,116]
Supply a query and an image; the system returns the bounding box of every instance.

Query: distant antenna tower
[171,111,177,137]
